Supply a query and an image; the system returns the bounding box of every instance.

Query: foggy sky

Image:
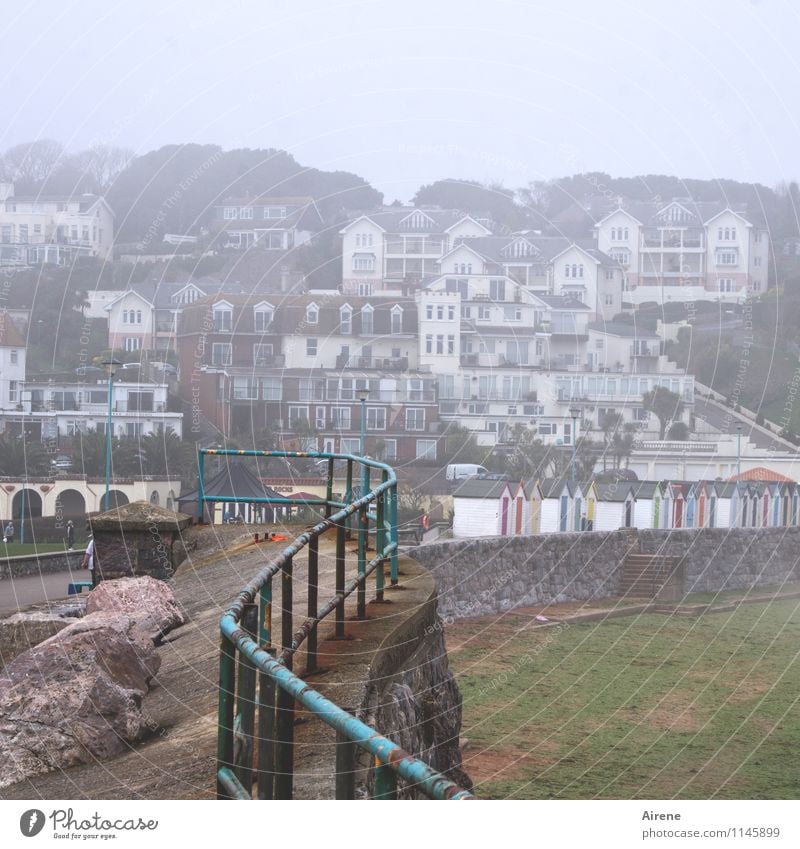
[2,0,798,200]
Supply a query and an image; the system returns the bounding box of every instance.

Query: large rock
[0,613,160,789]
[0,612,70,668]
[86,575,186,644]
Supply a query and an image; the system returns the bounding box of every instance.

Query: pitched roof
[729,467,795,482]
[452,478,511,499]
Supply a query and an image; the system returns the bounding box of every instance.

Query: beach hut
[539,478,580,533]
[583,480,599,531]
[526,478,543,535]
[709,482,735,528]
[630,481,661,529]
[510,480,527,535]
[452,478,514,538]
[594,482,635,531]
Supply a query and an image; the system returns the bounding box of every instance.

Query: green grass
[448,599,800,799]
[0,542,76,557]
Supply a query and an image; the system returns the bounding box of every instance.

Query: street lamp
[358,391,369,498]
[736,423,742,479]
[569,405,581,482]
[101,358,122,511]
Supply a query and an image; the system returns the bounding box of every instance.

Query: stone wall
[638,527,800,593]
[0,550,86,581]
[356,581,471,796]
[409,527,800,617]
[409,531,639,618]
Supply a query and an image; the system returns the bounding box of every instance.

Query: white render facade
[0,182,114,264]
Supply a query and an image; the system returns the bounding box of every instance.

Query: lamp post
[358,392,369,497]
[736,424,742,479]
[569,405,581,482]
[101,358,121,511]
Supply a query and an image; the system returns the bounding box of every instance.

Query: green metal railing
[202,449,473,801]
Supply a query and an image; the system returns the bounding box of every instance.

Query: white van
[445,463,489,481]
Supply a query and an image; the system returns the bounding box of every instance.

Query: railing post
[375,489,385,603]
[256,649,276,800]
[307,534,319,672]
[335,728,356,800]
[275,554,294,800]
[335,516,346,637]
[344,459,353,538]
[389,481,399,585]
[234,602,258,795]
[373,760,398,800]
[198,450,206,524]
[325,457,334,519]
[216,635,236,799]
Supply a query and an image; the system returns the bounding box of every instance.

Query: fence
[202,448,473,801]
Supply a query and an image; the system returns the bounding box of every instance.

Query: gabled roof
[595,482,634,501]
[539,477,581,498]
[729,467,795,483]
[630,481,661,499]
[453,478,512,499]
[444,215,492,235]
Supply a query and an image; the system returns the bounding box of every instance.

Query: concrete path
[0,568,93,616]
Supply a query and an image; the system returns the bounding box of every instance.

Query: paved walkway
[0,568,92,616]
[1,528,434,800]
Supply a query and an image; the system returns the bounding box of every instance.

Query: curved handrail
[206,449,473,800]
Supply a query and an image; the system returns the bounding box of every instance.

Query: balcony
[335,354,409,370]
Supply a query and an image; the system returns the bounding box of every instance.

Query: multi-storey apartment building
[176,293,441,462]
[0,313,26,414]
[339,207,493,295]
[210,196,324,251]
[0,182,114,265]
[594,199,769,304]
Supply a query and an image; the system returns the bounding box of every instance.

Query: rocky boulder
[0,612,70,668]
[86,575,186,644]
[0,613,160,789]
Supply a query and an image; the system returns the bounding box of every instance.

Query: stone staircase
[619,553,684,600]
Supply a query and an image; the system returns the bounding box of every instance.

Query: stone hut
[89,501,192,581]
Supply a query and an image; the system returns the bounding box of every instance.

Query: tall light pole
[736,423,742,479]
[358,392,369,496]
[569,405,580,482]
[102,358,121,510]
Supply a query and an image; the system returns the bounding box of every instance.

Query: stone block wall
[409,530,639,618]
[0,550,86,581]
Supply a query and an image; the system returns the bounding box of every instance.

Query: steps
[619,553,684,600]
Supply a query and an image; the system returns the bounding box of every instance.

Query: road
[0,568,92,616]
[692,397,792,452]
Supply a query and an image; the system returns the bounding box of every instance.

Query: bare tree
[69,145,134,191]
[1,139,64,186]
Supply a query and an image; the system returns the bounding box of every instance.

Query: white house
[0,313,26,415]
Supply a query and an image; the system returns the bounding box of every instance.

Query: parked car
[445,463,489,481]
[51,454,73,471]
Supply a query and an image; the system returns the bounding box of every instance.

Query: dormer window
[254,303,274,332]
[240,207,253,219]
[390,305,403,334]
[213,302,233,332]
[340,304,352,335]
[361,304,374,335]
[223,207,237,220]
[306,302,319,325]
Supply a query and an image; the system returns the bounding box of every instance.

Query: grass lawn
[448,599,800,799]
[0,542,75,557]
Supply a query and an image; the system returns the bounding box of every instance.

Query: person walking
[66,520,75,551]
[4,521,14,545]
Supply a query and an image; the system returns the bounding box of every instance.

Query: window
[127,391,154,412]
[306,303,319,324]
[447,335,455,354]
[211,343,232,365]
[353,256,375,271]
[125,423,143,439]
[415,439,437,461]
[19,224,28,243]
[357,282,373,297]
[367,407,386,430]
[478,306,491,321]
[754,256,762,267]
[435,335,444,354]
[340,438,360,454]
[289,406,309,425]
[332,407,351,430]
[223,207,238,219]
[390,305,403,334]
[9,380,18,403]
[383,439,397,461]
[299,379,325,401]
[339,305,352,335]
[425,334,433,354]
[361,305,373,335]
[261,377,282,400]
[254,306,273,331]
[233,378,258,400]
[240,207,253,219]
[426,305,433,320]
[489,279,506,301]
[448,305,456,320]
[10,350,17,364]
[124,337,141,352]
[136,310,142,324]
[306,338,318,357]
[503,305,522,321]
[122,310,129,323]
[264,206,287,218]
[254,343,274,365]
[405,408,425,431]
[213,306,232,331]
[716,250,738,266]
[604,294,614,305]
[718,278,735,293]
[315,406,327,429]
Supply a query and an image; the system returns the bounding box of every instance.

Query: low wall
[409,527,800,617]
[639,527,800,593]
[409,531,638,618]
[0,550,87,581]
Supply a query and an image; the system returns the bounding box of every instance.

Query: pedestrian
[66,520,75,550]
[4,521,14,545]
[81,535,96,587]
